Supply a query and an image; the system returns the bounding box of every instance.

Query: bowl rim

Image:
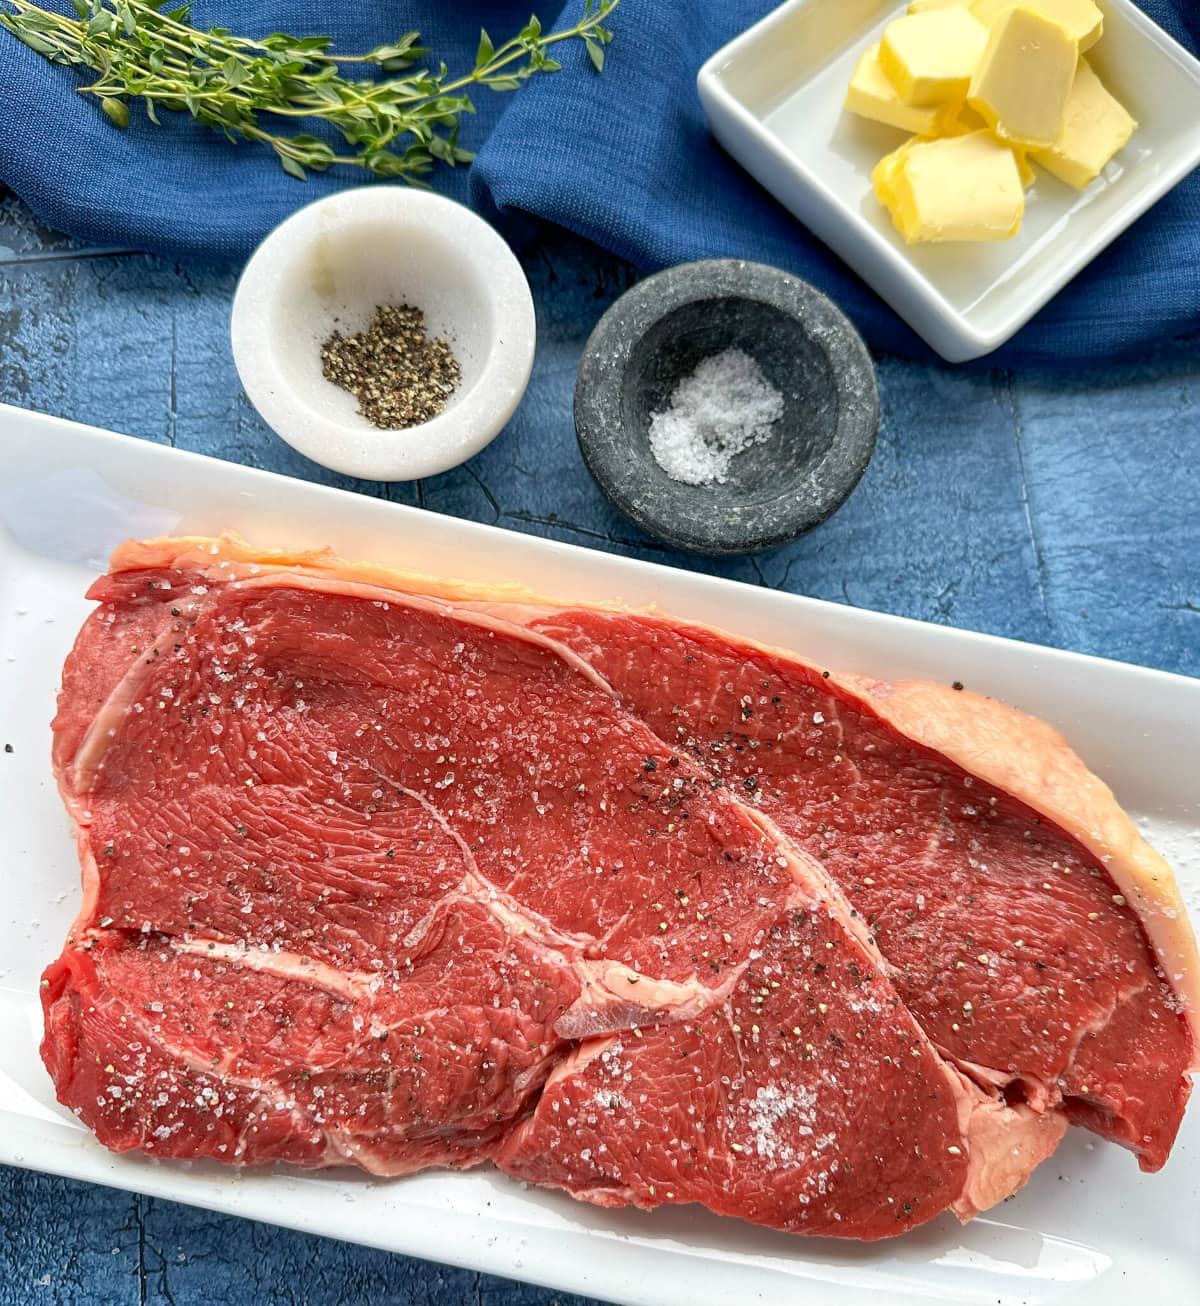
[574,257,880,556]
[230,187,536,482]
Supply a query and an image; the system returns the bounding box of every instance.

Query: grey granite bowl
[574,260,879,556]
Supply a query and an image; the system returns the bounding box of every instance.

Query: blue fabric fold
[1,1,1197,364]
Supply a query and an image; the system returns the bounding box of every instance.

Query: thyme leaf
[1,0,618,182]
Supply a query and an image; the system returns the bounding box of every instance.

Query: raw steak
[519,608,1198,1171]
[42,536,1195,1239]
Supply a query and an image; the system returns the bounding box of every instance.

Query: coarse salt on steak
[41,535,1196,1239]
[519,609,1197,1171]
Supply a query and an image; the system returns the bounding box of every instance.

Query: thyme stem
[1,0,618,182]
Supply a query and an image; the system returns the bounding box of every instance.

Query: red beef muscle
[527,609,1194,1170]
[498,897,977,1237]
[45,545,1049,1238]
[44,535,1195,1240]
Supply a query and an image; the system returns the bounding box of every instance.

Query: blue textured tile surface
[0,189,1197,1306]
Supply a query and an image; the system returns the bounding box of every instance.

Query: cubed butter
[1013,148,1037,189]
[939,102,990,134]
[970,0,1102,51]
[907,0,968,12]
[968,7,1078,147]
[885,131,1025,243]
[845,44,945,135]
[879,8,990,107]
[872,137,921,207]
[1029,58,1137,188]
[942,103,1039,186]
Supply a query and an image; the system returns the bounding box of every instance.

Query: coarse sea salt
[648,347,784,486]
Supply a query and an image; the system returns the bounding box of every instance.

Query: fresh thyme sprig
[1,0,617,181]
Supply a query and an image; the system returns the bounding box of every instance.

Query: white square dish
[697,0,1200,362]
[1,405,1197,1305]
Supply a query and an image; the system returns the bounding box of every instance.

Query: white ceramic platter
[0,403,1196,1306]
[697,0,1200,362]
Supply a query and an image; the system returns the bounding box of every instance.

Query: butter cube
[879,8,990,107]
[872,137,922,207]
[907,0,968,11]
[885,131,1025,243]
[934,102,1039,189]
[846,45,945,135]
[970,0,1102,51]
[941,103,1038,187]
[1013,147,1038,189]
[940,102,990,134]
[968,7,1078,148]
[1029,58,1137,188]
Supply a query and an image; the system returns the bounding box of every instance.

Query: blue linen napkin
[1,2,1197,364]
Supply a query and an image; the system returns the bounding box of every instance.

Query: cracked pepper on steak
[42,535,1198,1240]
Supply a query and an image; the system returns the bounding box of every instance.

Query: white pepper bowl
[230,187,536,481]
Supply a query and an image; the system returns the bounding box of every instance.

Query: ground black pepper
[320,303,461,430]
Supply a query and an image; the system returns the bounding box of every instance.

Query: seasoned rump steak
[42,536,1197,1239]
[523,610,1196,1171]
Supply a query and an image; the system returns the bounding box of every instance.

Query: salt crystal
[647,348,784,486]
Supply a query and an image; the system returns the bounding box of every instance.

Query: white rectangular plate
[697,0,1200,362]
[1,404,1197,1306]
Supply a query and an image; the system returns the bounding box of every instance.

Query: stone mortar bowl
[574,260,879,556]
